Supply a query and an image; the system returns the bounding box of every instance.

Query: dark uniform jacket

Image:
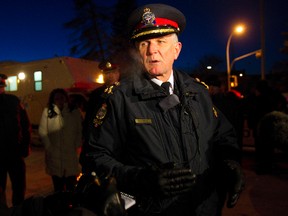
[0,93,31,160]
[81,83,119,173]
[82,85,107,140]
[85,69,240,215]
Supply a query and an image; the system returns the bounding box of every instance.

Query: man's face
[136,34,182,81]
[103,70,120,85]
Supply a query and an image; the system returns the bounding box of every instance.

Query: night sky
[1,0,287,75]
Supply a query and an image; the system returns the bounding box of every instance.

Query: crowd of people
[245,80,288,173]
[204,75,288,171]
[0,3,287,216]
[0,57,123,216]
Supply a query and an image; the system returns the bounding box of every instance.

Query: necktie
[161,82,171,95]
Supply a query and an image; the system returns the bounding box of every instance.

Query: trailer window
[34,71,42,91]
[5,76,17,91]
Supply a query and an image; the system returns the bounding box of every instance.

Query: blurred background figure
[205,75,245,153]
[80,57,121,173]
[0,74,31,207]
[38,88,82,192]
[257,111,288,166]
[68,93,87,120]
[247,80,288,174]
[83,58,120,132]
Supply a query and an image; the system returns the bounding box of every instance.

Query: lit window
[34,71,42,91]
[5,76,18,91]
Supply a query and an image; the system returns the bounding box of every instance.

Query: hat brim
[131,26,179,41]
[102,68,118,74]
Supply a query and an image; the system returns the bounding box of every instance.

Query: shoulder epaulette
[104,81,120,95]
[194,78,209,89]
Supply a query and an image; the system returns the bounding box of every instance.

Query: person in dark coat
[83,58,120,132]
[80,58,120,173]
[0,74,31,207]
[82,4,245,216]
[205,75,244,153]
[247,80,288,174]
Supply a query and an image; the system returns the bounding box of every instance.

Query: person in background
[0,74,31,207]
[82,3,245,216]
[80,58,121,173]
[83,58,121,133]
[38,88,82,192]
[205,75,244,153]
[247,80,288,174]
[68,93,87,121]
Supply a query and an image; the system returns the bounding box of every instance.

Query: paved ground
[5,145,288,216]
[6,146,53,206]
[222,148,288,216]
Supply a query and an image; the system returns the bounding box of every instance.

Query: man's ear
[174,42,182,60]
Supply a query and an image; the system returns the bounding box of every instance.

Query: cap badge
[106,62,112,69]
[142,8,155,26]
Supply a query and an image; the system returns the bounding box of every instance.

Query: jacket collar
[133,70,164,100]
[133,69,201,99]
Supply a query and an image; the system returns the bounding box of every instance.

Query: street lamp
[226,25,245,91]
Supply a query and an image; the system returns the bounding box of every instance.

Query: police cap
[127,3,186,41]
[0,74,7,87]
[98,60,119,73]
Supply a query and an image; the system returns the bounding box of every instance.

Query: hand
[135,166,197,197]
[224,160,245,208]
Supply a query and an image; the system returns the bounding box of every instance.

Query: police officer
[0,74,31,207]
[82,4,244,216]
[80,58,120,173]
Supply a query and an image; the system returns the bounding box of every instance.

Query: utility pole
[260,0,266,80]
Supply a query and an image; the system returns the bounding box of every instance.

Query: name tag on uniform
[135,118,152,124]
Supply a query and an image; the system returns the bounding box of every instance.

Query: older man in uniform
[82,4,245,216]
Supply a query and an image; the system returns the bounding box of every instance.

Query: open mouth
[149,60,160,64]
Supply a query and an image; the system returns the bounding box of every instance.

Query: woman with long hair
[38,88,82,192]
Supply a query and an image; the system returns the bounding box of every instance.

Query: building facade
[0,57,102,126]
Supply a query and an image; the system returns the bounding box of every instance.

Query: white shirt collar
[151,72,174,93]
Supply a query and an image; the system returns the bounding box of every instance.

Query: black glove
[135,165,197,197]
[224,160,245,208]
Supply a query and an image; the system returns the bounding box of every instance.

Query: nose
[147,42,157,55]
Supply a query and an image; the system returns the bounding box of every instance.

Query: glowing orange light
[234,25,245,34]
